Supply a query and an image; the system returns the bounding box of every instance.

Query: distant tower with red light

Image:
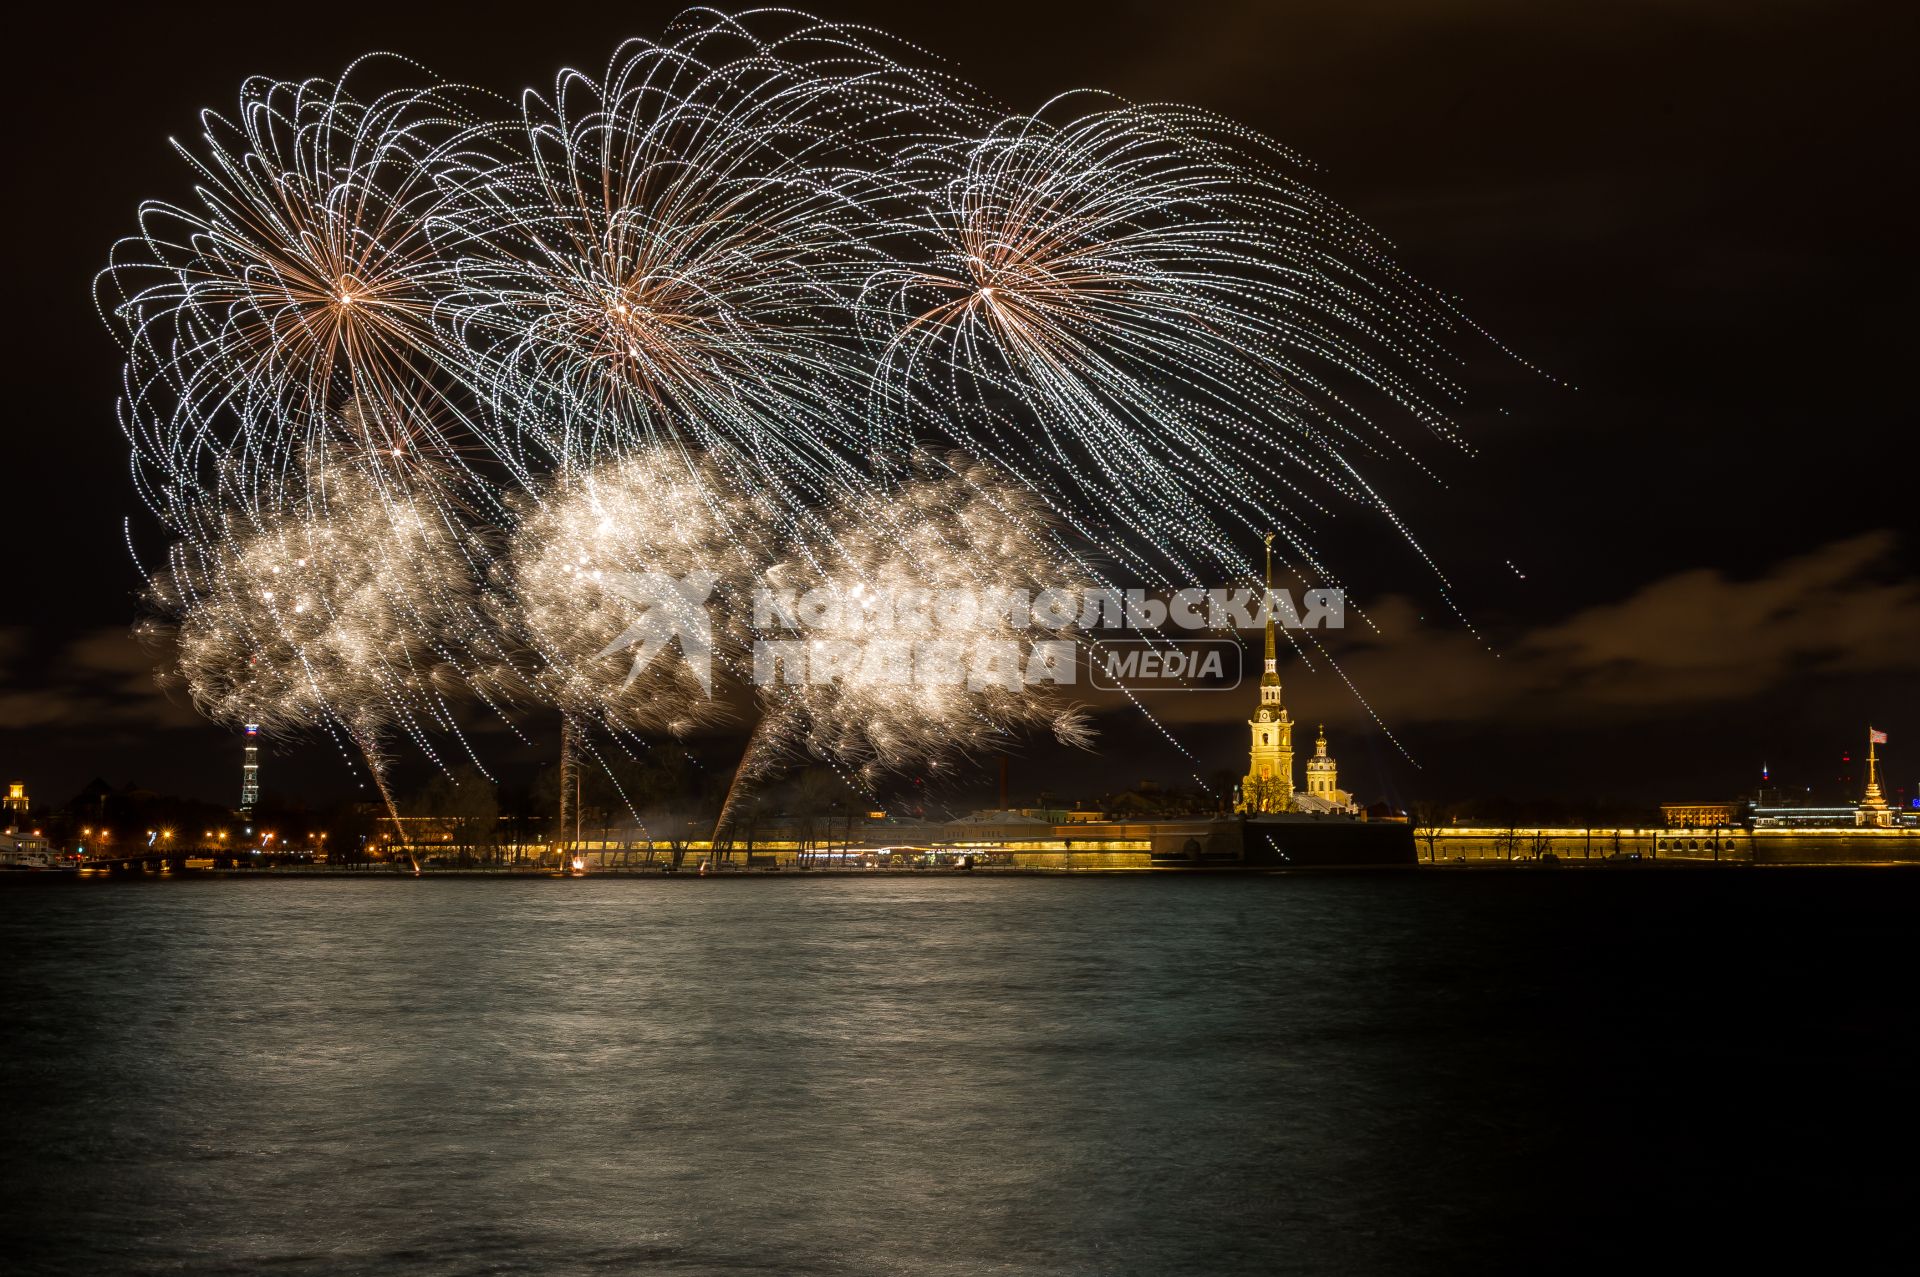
[239,725,261,816]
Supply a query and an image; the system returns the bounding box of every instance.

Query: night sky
[2,0,1912,816]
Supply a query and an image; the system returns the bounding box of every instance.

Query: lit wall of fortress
[1422,827,1920,864]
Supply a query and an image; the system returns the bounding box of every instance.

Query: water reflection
[4,873,1911,1273]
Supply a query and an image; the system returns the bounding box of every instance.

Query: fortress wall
[1423,828,1920,864]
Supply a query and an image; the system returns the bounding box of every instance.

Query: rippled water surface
[5,872,1914,1274]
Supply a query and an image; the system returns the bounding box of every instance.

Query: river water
[3,871,1913,1274]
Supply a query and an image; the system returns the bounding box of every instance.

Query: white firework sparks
[741,456,1094,790]
[435,12,974,511]
[102,12,1507,800]
[98,61,508,531]
[500,447,774,739]
[866,95,1477,592]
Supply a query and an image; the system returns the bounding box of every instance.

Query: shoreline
[11,859,1920,882]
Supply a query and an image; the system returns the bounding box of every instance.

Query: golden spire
[1240,531,1294,814]
[1262,532,1278,683]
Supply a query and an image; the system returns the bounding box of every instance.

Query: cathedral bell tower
[1237,533,1293,814]
[1303,726,1350,809]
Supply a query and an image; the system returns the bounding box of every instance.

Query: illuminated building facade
[4,781,26,826]
[1659,802,1739,828]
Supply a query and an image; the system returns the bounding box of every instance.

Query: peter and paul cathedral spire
[1236,533,1295,814]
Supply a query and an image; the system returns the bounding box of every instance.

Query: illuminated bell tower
[1304,726,1346,805]
[1237,533,1293,814]
[239,724,261,817]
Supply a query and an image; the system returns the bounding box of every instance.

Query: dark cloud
[1108,532,1919,733]
[0,626,198,735]
[1335,532,1920,722]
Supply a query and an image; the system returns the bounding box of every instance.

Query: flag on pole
[1869,728,1888,744]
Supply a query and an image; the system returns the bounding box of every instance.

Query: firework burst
[104,12,1508,801]
[436,12,974,510]
[500,446,775,739]
[146,455,503,824]
[97,61,504,529]
[734,456,1094,799]
[866,96,1477,589]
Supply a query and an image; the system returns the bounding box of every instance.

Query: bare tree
[1412,801,1447,862]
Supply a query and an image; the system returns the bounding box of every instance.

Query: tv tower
[239,724,260,816]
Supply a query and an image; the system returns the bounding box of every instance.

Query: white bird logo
[596,571,719,695]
